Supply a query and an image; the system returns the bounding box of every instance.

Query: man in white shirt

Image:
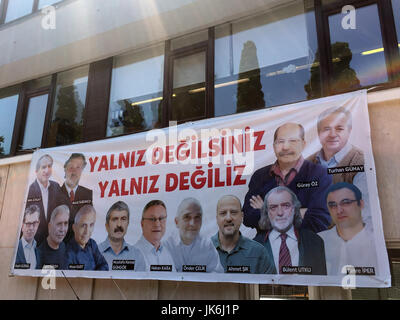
[165,198,223,273]
[255,186,327,275]
[134,200,176,272]
[15,205,41,269]
[318,182,378,276]
[308,106,371,227]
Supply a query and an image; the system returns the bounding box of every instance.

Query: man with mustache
[61,153,93,242]
[255,186,326,275]
[165,198,223,273]
[27,154,69,245]
[243,123,332,237]
[66,205,108,271]
[37,204,70,270]
[135,200,176,272]
[318,182,378,275]
[15,205,41,270]
[212,195,274,274]
[307,107,370,227]
[99,201,146,271]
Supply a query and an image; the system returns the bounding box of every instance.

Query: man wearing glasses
[15,205,41,269]
[135,200,176,272]
[243,122,332,237]
[318,182,378,276]
[255,186,326,275]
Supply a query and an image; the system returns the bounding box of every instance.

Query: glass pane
[47,65,89,147]
[21,94,48,150]
[171,51,206,122]
[107,45,164,137]
[38,0,59,9]
[4,0,34,23]
[0,86,20,156]
[328,4,388,92]
[170,29,208,51]
[214,1,320,117]
[391,0,400,53]
[27,75,52,91]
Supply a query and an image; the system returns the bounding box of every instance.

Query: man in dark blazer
[26,154,69,246]
[15,205,41,269]
[253,186,326,275]
[242,123,332,236]
[61,153,93,242]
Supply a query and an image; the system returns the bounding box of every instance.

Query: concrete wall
[0,0,292,89]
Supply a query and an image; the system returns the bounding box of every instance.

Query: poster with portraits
[11,90,391,288]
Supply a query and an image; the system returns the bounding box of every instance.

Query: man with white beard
[255,186,327,275]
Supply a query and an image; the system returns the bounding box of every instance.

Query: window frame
[316,0,400,94]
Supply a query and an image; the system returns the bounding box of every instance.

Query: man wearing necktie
[61,153,93,242]
[254,186,327,275]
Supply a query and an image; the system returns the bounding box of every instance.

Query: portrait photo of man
[37,204,70,270]
[61,153,93,242]
[318,182,378,276]
[308,106,371,227]
[165,198,223,273]
[15,205,41,269]
[27,154,70,245]
[134,200,176,272]
[212,195,274,274]
[255,186,326,275]
[242,122,332,236]
[66,205,108,271]
[99,201,146,271]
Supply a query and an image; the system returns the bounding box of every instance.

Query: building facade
[0,0,399,299]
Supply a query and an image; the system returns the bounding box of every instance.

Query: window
[38,0,60,9]
[391,0,400,53]
[4,0,34,23]
[107,45,164,137]
[47,65,89,147]
[326,4,388,93]
[0,85,20,156]
[214,1,320,117]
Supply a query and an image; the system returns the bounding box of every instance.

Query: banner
[11,90,391,287]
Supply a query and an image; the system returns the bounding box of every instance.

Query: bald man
[164,198,223,273]
[242,122,332,238]
[211,195,274,274]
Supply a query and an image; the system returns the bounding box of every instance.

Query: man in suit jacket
[242,123,332,236]
[307,106,371,227]
[15,205,41,269]
[253,186,326,275]
[61,153,93,242]
[26,154,69,246]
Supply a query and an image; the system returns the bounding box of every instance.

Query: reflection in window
[171,51,206,122]
[391,0,400,53]
[0,86,20,156]
[47,66,89,147]
[328,4,388,92]
[4,0,34,23]
[107,45,164,137]
[214,1,320,117]
[21,94,48,150]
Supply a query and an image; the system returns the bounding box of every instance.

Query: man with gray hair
[61,153,93,243]
[27,154,69,245]
[307,106,370,227]
[98,201,146,271]
[254,186,326,275]
[37,204,70,270]
[164,198,224,273]
[66,205,108,270]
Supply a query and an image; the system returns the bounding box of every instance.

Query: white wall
[0,0,293,89]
